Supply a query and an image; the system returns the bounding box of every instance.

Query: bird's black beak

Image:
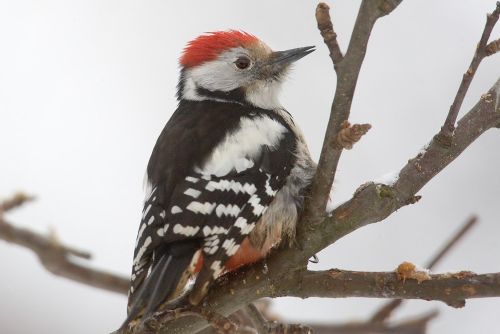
[259,46,315,78]
[269,46,316,66]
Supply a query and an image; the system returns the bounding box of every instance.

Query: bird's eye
[234,56,251,70]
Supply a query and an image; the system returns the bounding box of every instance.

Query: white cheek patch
[186,47,251,94]
[189,61,240,92]
[197,116,287,177]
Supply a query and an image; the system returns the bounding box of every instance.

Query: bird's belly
[192,195,298,275]
[224,237,268,272]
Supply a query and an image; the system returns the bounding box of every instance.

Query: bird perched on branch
[124,30,316,327]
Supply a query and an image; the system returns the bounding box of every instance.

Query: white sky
[0,1,499,333]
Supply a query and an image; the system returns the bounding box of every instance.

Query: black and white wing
[126,100,296,321]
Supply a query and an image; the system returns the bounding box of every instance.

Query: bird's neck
[178,72,283,110]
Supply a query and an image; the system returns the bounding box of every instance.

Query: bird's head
[177,30,314,109]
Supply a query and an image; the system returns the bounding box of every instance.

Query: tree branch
[438,1,500,140]
[0,211,129,295]
[370,216,478,322]
[286,269,500,308]
[305,0,403,221]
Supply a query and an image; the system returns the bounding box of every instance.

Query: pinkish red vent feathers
[180,30,258,68]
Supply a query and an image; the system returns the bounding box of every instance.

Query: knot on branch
[396,262,431,283]
[335,121,371,149]
[485,38,500,56]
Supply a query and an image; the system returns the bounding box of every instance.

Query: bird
[124,30,317,327]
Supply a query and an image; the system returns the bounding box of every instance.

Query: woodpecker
[125,30,316,325]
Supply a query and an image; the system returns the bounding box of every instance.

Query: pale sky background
[1,1,499,333]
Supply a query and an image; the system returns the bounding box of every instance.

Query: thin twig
[370,216,478,322]
[425,216,478,268]
[316,3,344,67]
[438,2,500,141]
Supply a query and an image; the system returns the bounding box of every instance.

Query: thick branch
[0,217,129,295]
[438,2,500,139]
[306,0,402,221]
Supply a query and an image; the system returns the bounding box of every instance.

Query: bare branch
[438,2,500,140]
[425,216,478,269]
[0,217,129,295]
[370,216,478,322]
[305,0,403,221]
[316,3,343,67]
[286,269,500,308]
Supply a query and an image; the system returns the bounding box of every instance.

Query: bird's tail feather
[122,240,199,329]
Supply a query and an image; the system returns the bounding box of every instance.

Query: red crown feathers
[180,30,258,68]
